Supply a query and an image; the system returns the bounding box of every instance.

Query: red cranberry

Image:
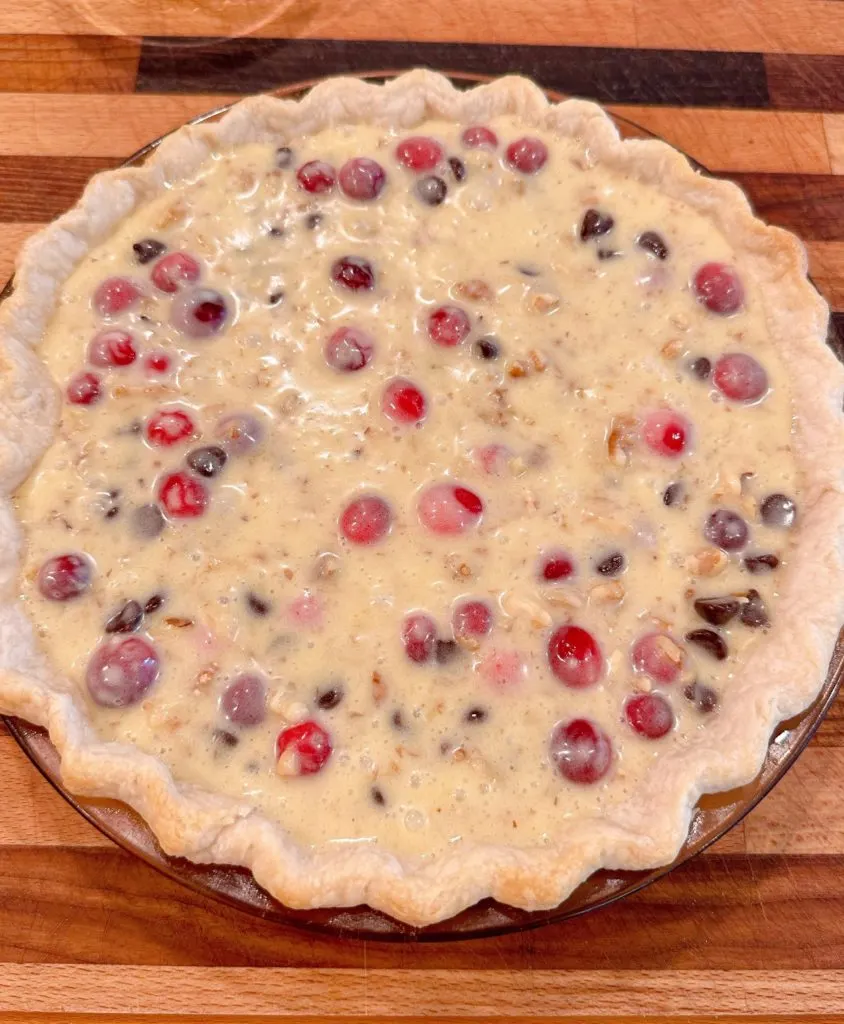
[158,471,208,518]
[93,276,142,317]
[643,409,691,458]
[151,251,201,293]
[171,288,228,338]
[382,378,427,425]
[287,592,323,630]
[144,351,172,374]
[549,718,612,784]
[296,160,336,193]
[276,720,332,775]
[66,371,102,406]
[331,256,375,292]
[324,326,374,373]
[631,632,684,684]
[540,551,576,582]
[462,125,498,149]
[417,483,483,535]
[402,611,437,663]
[215,412,264,455]
[453,599,492,639]
[693,263,744,315]
[88,329,137,367]
[339,494,392,545]
[221,673,266,726]
[395,136,443,171]
[86,635,160,708]
[427,305,470,347]
[712,353,769,403]
[37,553,92,601]
[548,625,603,688]
[625,693,674,739]
[704,509,749,551]
[475,443,512,476]
[505,137,549,174]
[338,157,386,200]
[145,408,196,447]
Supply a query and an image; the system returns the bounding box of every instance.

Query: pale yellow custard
[15,115,798,861]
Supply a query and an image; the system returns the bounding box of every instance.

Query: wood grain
[0,6,842,1021]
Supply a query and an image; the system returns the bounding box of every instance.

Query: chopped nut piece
[661,338,683,360]
[195,663,219,690]
[164,616,194,628]
[653,634,684,668]
[156,201,188,230]
[541,587,584,609]
[372,670,387,706]
[686,547,729,577]
[454,279,494,302]
[589,580,625,604]
[527,292,560,315]
[501,588,552,628]
[445,553,473,581]
[528,349,548,373]
[507,360,529,378]
[607,415,637,467]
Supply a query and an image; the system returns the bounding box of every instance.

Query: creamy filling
[15,115,798,860]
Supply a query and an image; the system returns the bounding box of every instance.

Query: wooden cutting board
[2,2,844,1021]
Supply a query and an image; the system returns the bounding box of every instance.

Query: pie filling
[16,115,798,860]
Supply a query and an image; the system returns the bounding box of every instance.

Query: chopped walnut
[156,201,188,230]
[660,338,684,360]
[454,279,494,303]
[194,662,219,691]
[164,616,194,629]
[507,360,529,378]
[607,415,637,467]
[445,553,473,581]
[501,588,552,629]
[528,349,548,373]
[653,635,684,668]
[669,313,691,332]
[686,547,729,577]
[526,292,560,315]
[711,471,743,503]
[541,586,584,609]
[589,580,625,605]
[372,670,387,706]
[277,389,304,416]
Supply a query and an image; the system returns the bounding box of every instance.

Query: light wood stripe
[0,1018,832,1024]
[4,0,844,54]
[824,114,844,176]
[0,95,836,175]
[0,35,138,92]
[608,106,832,174]
[1,966,843,1015]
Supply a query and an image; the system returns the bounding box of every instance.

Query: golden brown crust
[0,70,841,925]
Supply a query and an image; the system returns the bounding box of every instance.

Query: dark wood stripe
[733,173,844,242]
[2,846,844,969]
[137,38,769,108]
[0,34,138,93]
[0,156,118,221]
[766,53,844,112]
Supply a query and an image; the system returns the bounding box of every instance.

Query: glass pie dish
[3,71,842,940]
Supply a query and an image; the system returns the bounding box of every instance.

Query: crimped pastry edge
[0,70,842,925]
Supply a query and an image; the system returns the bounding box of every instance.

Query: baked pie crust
[0,71,842,926]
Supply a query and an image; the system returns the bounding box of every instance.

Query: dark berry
[86,636,159,708]
[760,493,797,528]
[595,551,625,577]
[316,685,344,711]
[304,212,323,230]
[740,589,769,628]
[685,628,728,661]
[186,445,228,478]
[663,482,685,508]
[246,591,271,616]
[448,157,466,182]
[213,728,239,748]
[464,706,488,723]
[144,593,164,614]
[743,553,780,574]
[435,639,460,665]
[597,248,622,261]
[415,175,447,206]
[105,600,143,634]
[693,596,739,626]
[580,209,614,241]
[689,357,712,380]
[704,509,749,551]
[132,503,166,539]
[684,681,719,713]
[371,786,386,806]
[133,238,166,265]
[268,290,284,305]
[275,146,293,168]
[637,231,669,259]
[473,337,500,360]
[221,673,266,727]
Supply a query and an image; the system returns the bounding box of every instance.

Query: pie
[0,71,842,926]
